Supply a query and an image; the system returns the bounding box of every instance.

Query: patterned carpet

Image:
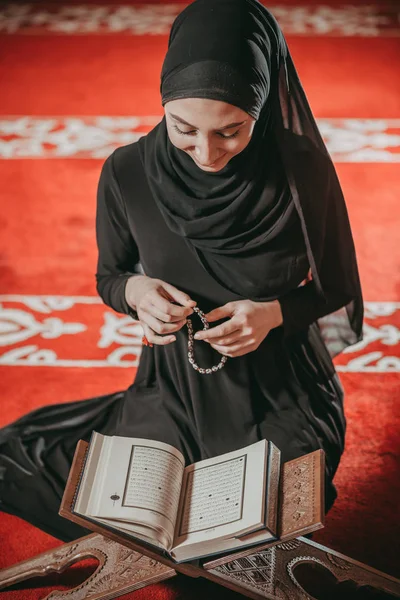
[0,1,399,598]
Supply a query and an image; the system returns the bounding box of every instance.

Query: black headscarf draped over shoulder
[138,0,363,357]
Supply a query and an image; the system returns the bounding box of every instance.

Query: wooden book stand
[1,441,399,600]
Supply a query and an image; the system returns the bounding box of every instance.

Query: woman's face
[164,98,256,172]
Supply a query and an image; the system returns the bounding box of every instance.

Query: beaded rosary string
[186,306,228,374]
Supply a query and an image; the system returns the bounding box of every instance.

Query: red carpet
[0,1,399,598]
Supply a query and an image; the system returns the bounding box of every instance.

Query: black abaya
[0,143,346,542]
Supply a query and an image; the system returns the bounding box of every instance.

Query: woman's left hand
[193,299,283,358]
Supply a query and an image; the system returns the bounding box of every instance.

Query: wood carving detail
[1,533,400,600]
[0,533,176,600]
[280,456,316,536]
[209,537,400,599]
[212,549,276,595]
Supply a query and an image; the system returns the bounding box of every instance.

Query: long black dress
[0,142,346,542]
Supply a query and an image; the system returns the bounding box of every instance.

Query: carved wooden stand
[0,533,175,599]
[1,533,399,600]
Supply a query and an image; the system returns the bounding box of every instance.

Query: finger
[209,341,239,353]
[210,341,253,357]
[145,312,187,336]
[204,303,236,322]
[209,342,236,357]
[150,298,194,322]
[161,282,197,309]
[194,321,241,341]
[142,323,177,346]
[203,333,243,346]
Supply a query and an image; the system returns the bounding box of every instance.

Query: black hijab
[138,0,363,356]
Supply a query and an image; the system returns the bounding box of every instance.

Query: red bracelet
[142,336,154,348]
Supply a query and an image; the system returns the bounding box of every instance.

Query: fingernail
[194,333,200,339]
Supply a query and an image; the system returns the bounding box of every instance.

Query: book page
[77,433,185,549]
[95,517,169,549]
[74,432,106,516]
[180,454,246,534]
[170,526,275,563]
[173,439,268,550]
[123,444,183,524]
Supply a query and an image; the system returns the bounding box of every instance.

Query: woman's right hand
[125,275,197,345]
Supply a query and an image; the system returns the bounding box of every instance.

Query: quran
[70,433,282,563]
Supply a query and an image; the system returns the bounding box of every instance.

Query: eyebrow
[169,113,246,131]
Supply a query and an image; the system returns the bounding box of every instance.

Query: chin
[197,164,224,172]
[191,154,230,172]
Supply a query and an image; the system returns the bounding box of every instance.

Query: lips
[194,154,226,168]
[199,161,217,167]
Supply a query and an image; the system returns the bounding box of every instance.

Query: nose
[194,138,217,166]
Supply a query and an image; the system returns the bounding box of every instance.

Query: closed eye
[218,130,240,139]
[172,125,240,139]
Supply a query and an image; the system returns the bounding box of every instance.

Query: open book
[72,433,281,563]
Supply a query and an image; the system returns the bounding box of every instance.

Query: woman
[0,0,363,543]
